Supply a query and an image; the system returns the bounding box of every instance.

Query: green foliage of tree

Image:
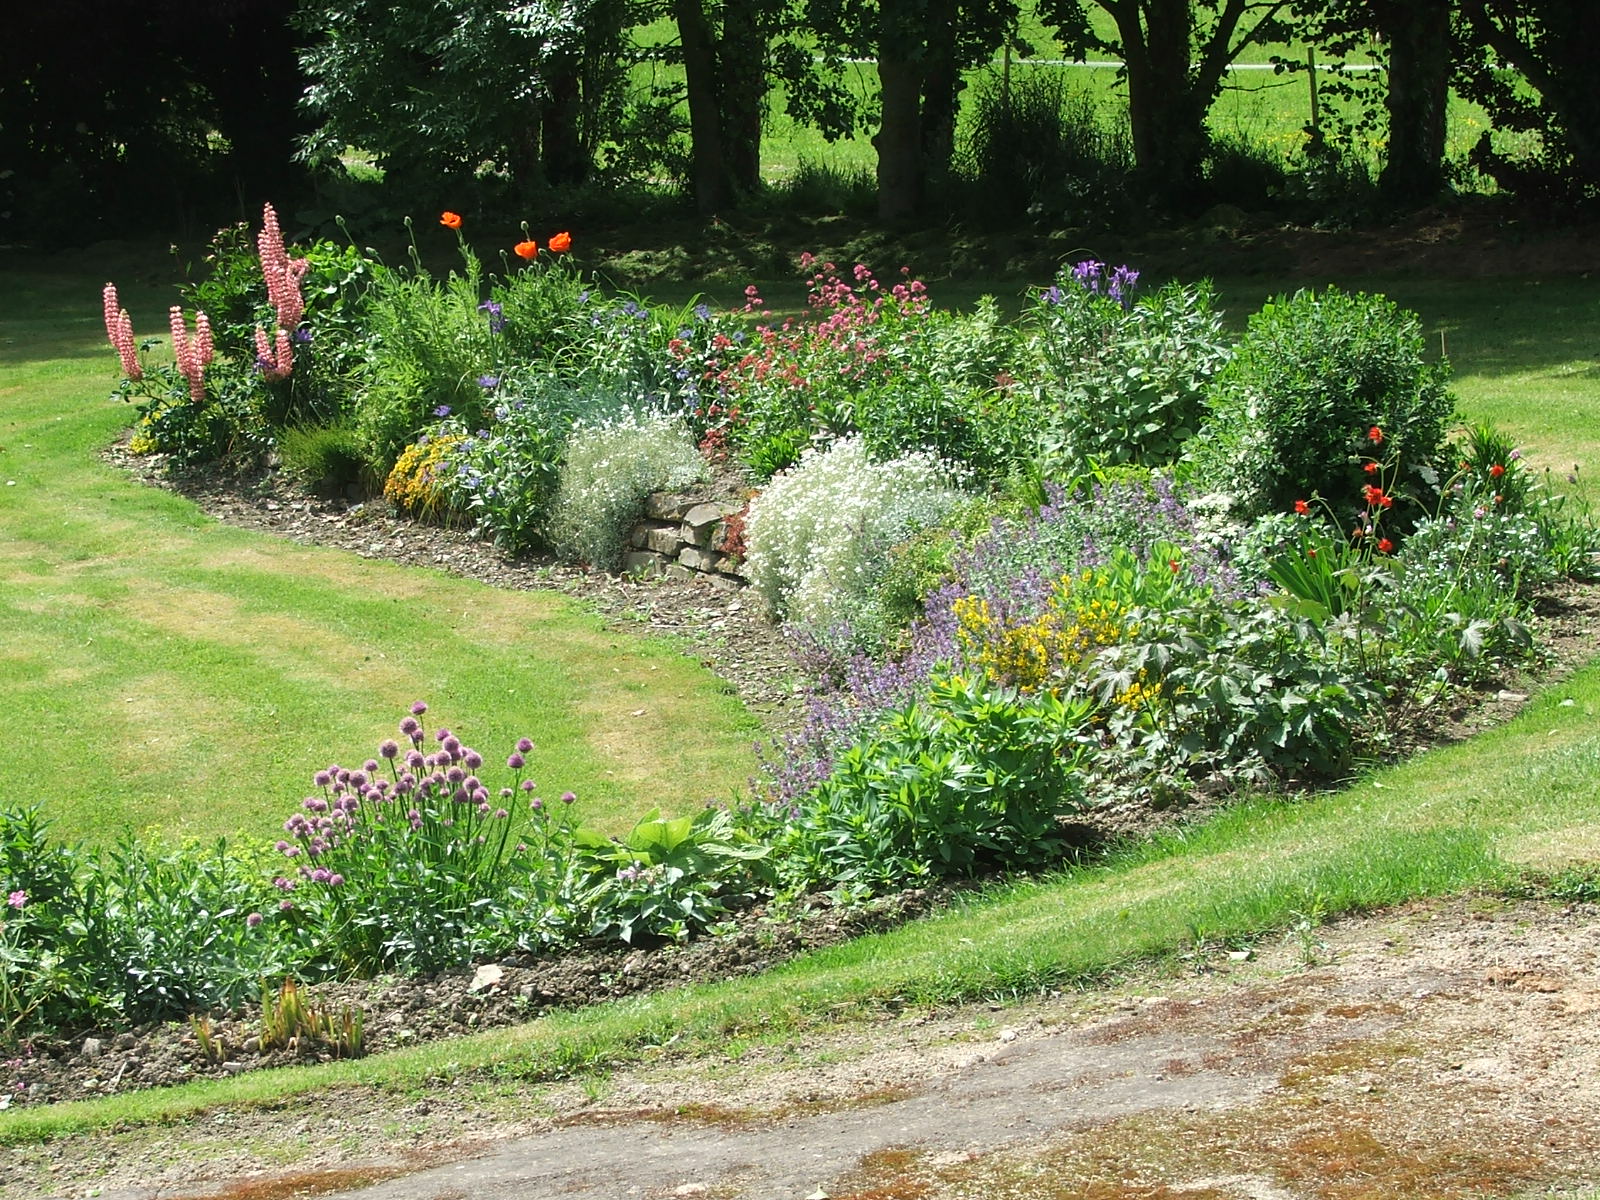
[295,0,635,199]
[1455,0,1600,203]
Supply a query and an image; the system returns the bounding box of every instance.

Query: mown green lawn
[0,252,760,847]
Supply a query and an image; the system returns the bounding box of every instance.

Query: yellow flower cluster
[1114,670,1162,712]
[384,435,461,517]
[127,417,159,456]
[954,569,1128,693]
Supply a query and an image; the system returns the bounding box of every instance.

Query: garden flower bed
[4,205,1598,1103]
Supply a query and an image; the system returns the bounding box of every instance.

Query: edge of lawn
[5,645,1596,1145]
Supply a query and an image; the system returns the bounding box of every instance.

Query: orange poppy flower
[514,240,539,260]
[548,231,572,253]
[440,211,463,230]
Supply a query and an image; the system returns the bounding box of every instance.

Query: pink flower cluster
[102,283,142,381]
[255,202,309,380]
[168,306,214,403]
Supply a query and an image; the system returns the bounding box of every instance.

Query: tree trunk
[542,67,589,186]
[718,0,765,193]
[918,0,961,190]
[1376,0,1451,207]
[1113,0,1209,210]
[675,0,734,213]
[875,53,924,221]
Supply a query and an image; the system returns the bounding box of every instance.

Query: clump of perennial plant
[274,702,544,973]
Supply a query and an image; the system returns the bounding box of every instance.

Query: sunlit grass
[0,261,758,846]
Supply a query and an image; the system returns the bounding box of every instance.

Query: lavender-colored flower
[433,405,452,418]
[507,752,525,769]
[477,375,499,390]
[279,899,295,911]
[405,749,425,769]
[246,912,263,928]
[328,873,344,887]
[313,769,332,787]
[1041,284,1064,307]
[379,739,399,759]
[516,736,533,753]
[561,790,576,805]
[446,765,466,784]
[6,890,25,910]
[411,701,428,716]
[304,796,329,813]
[499,787,513,798]
[293,327,313,344]
[463,749,483,769]
[521,779,537,793]
[529,797,543,811]
[363,758,380,773]
[693,302,711,321]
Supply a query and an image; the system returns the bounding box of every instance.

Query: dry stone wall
[621,492,747,589]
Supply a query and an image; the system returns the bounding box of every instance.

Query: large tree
[1043,0,1290,210]
[810,0,1017,221]
[296,0,631,197]
[1294,0,1456,209]
[1455,0,1600,200]
[1,0,306,241]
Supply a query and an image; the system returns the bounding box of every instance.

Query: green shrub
[548,412,706,570]
[1022,263,1230,477]
[1190,286,1455,519]
[770,675,1096,900]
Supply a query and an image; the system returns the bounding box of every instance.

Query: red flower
[1169,559,1180,573]
[440,211,462,230]
[514,240,538,260]
[548,231,572,253]
[1363,462,1378,475]
[1377,538,1394,554]
[1369,425,1384,445]
[1489,463,1506,478]
[1293,499,1310,515]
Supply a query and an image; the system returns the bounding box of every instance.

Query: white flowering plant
[743,436,972,641]
[548,410,707,570]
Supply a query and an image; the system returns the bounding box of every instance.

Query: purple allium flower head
[463,749,483,770]
[328,874,344,887]
[311,867,331,883]
[442,735,462,756]
[507,752,525,769]
[411,701,428,716]
[280,899,294,911]
[380,740,399,759]
[521,779,536,792]
[313,770,332,787]
[350,771,368,788]
[399,716,420,736]
[561,791,576,805]
[435,728,450,743]
[478,802,491,815]
[275,839,290,852]
[515,736,533,753]
[304,796,328,813]
[529,797,543,811]
[452,788,469,805]
[363,758,380,773]
[446,766,466,784]
[499,787,513,798]
[493,807,508,819]
[246,911,263,928]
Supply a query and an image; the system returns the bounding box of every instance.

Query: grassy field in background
[0,254,759,847]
